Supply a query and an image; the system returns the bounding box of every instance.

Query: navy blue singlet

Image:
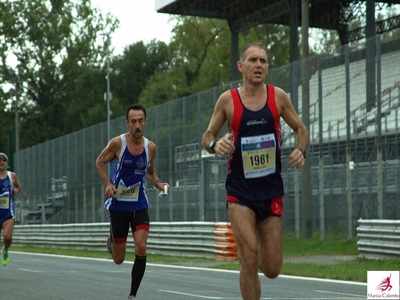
[226,84,284,202]
[104,134,150,212]
[0,171,15,224]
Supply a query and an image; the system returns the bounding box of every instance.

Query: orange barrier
[213,222,238,260]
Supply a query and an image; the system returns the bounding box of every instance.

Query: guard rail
[13,222,238,261]
[357,219,400,260]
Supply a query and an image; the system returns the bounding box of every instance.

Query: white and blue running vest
[0,171,15,222]
[104,134,150,212]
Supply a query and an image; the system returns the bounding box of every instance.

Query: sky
[91,0,177,55]
[4,1,177,106]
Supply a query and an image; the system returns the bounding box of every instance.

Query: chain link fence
[14,35,400,237]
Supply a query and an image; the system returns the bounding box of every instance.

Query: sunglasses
[0,158,7,162]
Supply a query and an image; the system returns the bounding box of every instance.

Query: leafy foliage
[0,0,118,148]
[139,17,231,107]
[2,3,397,152]
[113,40,172,109]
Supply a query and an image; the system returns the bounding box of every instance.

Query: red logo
[367,271,399,299]
[375,273,393,292]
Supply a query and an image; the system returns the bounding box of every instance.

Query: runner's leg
[228,202,260,300]
[2,218,14,250]
[257,215,283,278]
[109,211,130,264]
[130,229,148,297]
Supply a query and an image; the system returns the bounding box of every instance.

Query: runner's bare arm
[276,87,308,168]
[95,137,120,189]
[202,91,235,156]
[12,172,22,196]
[146,142,169,192]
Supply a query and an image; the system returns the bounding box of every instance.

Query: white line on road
[314,289,365,298]
[158,289,239,299]
[18,268,44,273]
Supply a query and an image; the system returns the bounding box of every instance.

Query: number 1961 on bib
[241,133,276,179]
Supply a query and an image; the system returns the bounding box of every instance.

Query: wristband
[296,147,306,159]
[155,180,162,188]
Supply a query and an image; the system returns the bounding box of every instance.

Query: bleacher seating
[24,176,67,224]
[283,50,400,142]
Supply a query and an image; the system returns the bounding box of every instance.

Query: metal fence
[12,222,238,260]
[14,35,400,236]
[357,219,400,260]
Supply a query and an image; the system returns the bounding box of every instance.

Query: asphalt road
[0,252,367,300]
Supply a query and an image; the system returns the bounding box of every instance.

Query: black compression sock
[130,255,147,296]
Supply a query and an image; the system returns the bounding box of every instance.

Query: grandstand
[282,41,400,163]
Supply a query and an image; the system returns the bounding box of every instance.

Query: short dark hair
[126,103,147,120]
[240,42,268,61]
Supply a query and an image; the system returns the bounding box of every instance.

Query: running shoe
[127,296,137,300]
[106,236,112,256]
[2,247,9,266]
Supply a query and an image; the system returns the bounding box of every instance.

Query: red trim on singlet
[230,84,279,133]
[266,84,282,152]
[228,85,281,170]
[267,85,278,121]
[228,89,244,173]
[230,89,243,135]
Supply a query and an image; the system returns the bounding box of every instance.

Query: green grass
[281,258,400,282]
[283,231,399,282]
[11,231,400,283]
[210,231,400,282]
[283,231,359,256]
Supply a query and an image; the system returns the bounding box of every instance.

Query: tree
[113,40,172,108]
[138,16,299,107]
[0,0,118,148]
[139,16,230,107]
[240,23,291,69]
[0,101,14,157]
[71,39,173,127]
[65,68,126,130]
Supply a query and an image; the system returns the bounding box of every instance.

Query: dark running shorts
[0,211,14,227]
[109,209,150,244]
[227,196,283,220]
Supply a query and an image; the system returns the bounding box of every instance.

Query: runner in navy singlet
[96,104,170,300]
[202,43,308,300]
[0,152,22,267]
[226,84,284,219]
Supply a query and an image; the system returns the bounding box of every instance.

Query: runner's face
[0,157,7,171]
[238,46,269,83]
[126,109,147,140]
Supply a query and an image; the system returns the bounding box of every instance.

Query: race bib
[241,133,276,179]
[0,196,9,209]
[116,180,140,202]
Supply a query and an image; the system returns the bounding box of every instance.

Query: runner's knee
[113,254,125,265]
[260,262,281,279]
[262,268,280,279]
[240,248,258,268]
[135,243,147,256]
